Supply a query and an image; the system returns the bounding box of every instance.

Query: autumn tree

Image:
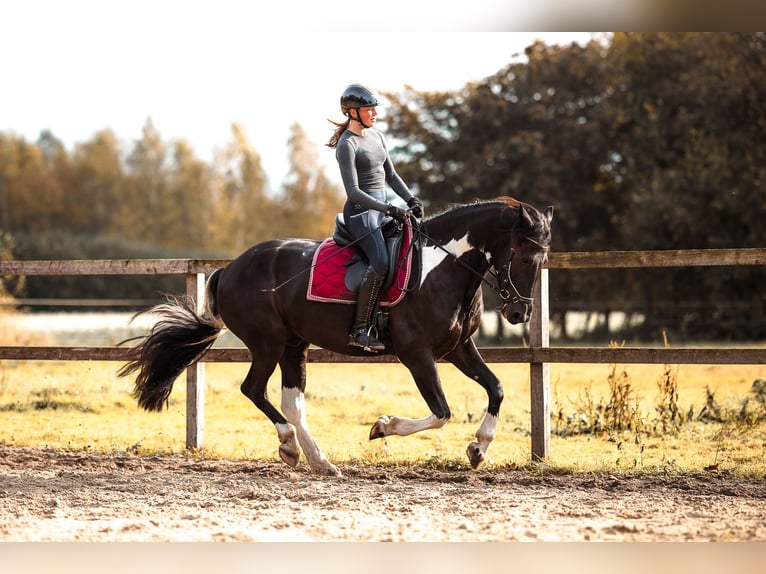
[209,122,274,253]
[278,123,342,240]
[164,140,213,250]
[121,118,170,245]
[69,129,124,237]
[0,131,68,234]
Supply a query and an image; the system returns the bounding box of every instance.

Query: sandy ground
[1,445,765,542]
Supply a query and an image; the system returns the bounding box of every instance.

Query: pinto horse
[119,196,553,475]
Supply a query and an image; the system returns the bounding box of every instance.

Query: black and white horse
[120,196,553,475]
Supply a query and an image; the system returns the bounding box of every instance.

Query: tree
[70,129,124,237]
[384,33,766,341]
[602,32,766,339]
[122,118,170,245]
[0,131,68,234]
[165,139,213,250]
[278,123,342,240]
[210,123,273,253]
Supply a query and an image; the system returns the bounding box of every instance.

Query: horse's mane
[427,196,521,219]
[424,196,550,245]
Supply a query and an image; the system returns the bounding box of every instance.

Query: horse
[119,196,553,476]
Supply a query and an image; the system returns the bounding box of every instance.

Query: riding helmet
[340,84,380,116]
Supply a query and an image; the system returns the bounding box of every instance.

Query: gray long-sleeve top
[335,127,413,212]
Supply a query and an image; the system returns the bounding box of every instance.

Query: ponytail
[326,118,350,148]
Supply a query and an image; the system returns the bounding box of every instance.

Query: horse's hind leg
[239,345,302,469]
[279,337,340,476]
[444,338,504,470]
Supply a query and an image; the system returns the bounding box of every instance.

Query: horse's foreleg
[466,413,499,470]
[444,339,504,470]
[370,356,451,440]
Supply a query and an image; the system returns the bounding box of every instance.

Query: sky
[2,2,598,189]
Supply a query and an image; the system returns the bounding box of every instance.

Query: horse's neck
[418,205,502,291]
[423,204,502,248]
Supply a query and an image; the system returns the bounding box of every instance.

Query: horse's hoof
[369,416,390,440]
[466,441,485,470]
[313,461,342,477]
[278,444,300,468]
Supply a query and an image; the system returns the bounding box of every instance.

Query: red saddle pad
[306,222,413,307]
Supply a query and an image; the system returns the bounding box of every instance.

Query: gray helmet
[340,84,380,116]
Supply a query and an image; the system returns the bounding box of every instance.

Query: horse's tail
[118,268,225,412]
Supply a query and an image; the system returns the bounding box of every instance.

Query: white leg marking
[274,422,300,467]
[466,413,498,469]
[281,387,339,475]
[376,414,448,437]
[475,413,498,451]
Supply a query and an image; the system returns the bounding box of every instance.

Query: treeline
[384,32,765,341]
[1,121,341,254]
[1,33,764,341]
[0,121,342,303]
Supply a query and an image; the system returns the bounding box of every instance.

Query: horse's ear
[543,206,554,224]
[519,205,535,229]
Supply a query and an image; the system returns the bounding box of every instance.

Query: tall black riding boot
[349,268,385,352]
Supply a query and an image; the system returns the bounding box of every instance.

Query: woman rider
[327,84,423,351]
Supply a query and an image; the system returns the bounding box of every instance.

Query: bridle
[489,255,534,305]
[490,235,548,305]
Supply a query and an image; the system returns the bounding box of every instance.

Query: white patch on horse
[281,387,333,471]
[476,412,498,447]
[373,413,448,437]
[420,232,477,288]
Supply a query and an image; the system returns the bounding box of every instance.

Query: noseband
[492,235,549,305]
[489,253,534,305]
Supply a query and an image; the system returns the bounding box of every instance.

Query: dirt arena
[1,445,765,542]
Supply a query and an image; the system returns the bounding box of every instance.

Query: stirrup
[349,326,385,352]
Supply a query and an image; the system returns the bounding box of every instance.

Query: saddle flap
[307,221,415,308]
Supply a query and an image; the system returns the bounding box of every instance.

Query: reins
[261,213,535,306]
[410,221,534,304]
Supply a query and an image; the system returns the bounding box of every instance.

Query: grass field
[1,356,764,476]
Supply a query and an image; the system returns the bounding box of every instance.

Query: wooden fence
[1,248,764,461]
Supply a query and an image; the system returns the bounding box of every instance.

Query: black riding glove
[406,197,424,219]
[385,204,409,223]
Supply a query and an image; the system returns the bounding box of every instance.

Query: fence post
[529,268,550,460]
[185,272,206,449]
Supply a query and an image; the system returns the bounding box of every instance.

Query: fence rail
[0,344,763,365]
[2,248,765,462]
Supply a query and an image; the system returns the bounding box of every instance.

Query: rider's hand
[385,204,409,223]
[406,197,424,219]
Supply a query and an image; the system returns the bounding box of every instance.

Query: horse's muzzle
[503,303,531,325]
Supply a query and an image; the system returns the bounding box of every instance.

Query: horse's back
[223,237,319,284]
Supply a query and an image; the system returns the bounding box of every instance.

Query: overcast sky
[2,2,597,188]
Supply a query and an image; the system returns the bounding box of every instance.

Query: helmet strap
[350,108,373,129]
